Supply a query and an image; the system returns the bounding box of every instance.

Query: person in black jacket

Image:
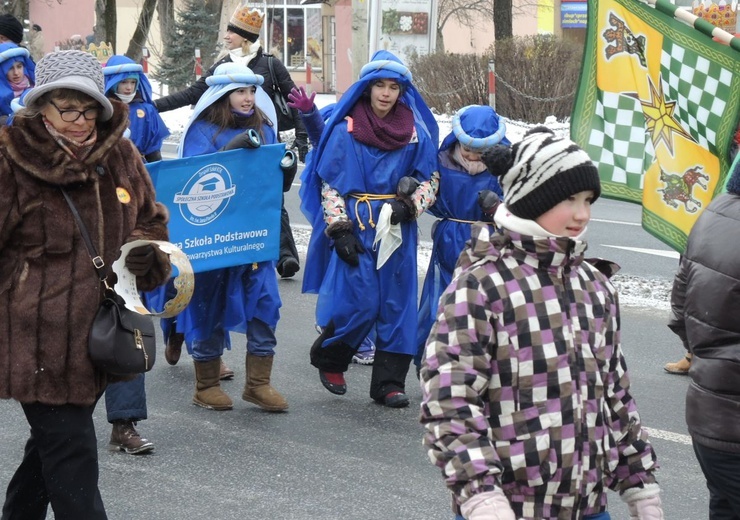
[155,6,304,279]
[668,157,740,520]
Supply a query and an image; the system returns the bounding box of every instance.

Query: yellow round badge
[136,108,145,118]
[116,187,131,204]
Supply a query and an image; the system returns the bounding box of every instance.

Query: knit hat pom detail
[482,144,514,177]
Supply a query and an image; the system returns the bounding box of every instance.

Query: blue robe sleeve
[128,102,171,157]
[300,107,326,147]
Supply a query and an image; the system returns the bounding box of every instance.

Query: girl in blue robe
[0,42,34,123]
[299,50,439,407]
[168,62,288,412]
[103,55,169,162]
[414,105,510,373]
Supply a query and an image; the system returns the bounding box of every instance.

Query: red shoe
[319,371,346,395]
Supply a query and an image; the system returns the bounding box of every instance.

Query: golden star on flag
[633,77,694,155]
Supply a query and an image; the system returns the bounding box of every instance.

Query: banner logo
[173,163,237,226]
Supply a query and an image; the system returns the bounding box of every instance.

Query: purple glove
[287,86,316,114]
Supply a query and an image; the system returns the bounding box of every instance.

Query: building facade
[26,0,682,96]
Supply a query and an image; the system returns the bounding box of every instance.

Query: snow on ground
[155,93,671,310]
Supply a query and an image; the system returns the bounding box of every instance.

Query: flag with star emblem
[571,0,740,252]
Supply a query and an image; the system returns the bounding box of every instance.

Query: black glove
[297,145,309,163]
[280,150,298,192]
[294,133,309,163]
[388,199,413,225]
[331,230,365,266]
[477,190,501,222]
[220,128,261,151]
[126,244,155,277]
[396,176,420,197]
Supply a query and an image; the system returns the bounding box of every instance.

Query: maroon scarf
[349,97,414,151]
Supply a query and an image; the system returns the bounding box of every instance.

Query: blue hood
[103,54,154,105]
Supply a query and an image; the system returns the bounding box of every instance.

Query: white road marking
[646,428,692,445]
[601,245,680,259]
[592,217,641,226]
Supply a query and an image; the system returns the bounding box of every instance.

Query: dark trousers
[310,324,411,400]
[1,402,107,520]
[369,350,412,401]
[693,440,740,520]
[279,200,298,266]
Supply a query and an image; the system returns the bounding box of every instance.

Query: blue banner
[146,145,284,272]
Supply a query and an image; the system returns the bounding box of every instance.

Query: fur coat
[0,99,170,406]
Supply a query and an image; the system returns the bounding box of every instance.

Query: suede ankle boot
[193,358,233,410]
[242,354,288,412]
[664,353,692,375]
[219,358,235,380]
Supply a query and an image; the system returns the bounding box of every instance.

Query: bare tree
[494,0,513,40]
[157,0,174,44]
[2,0,29,22]
[124,0,158,61]
[436,0,493,51]
[95,0,117,50]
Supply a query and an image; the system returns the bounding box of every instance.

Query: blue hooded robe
[414,105,511,365]
[299,50,438,356]
[0,43,35,118]
[158,62,281,354]
[103,55,170,158]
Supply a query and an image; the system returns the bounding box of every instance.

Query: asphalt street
[0,158,708,519]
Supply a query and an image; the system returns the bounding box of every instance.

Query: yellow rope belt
[348,193,395,230]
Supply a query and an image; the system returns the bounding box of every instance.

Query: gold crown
[692,0,737,31]
[230,7,265,36]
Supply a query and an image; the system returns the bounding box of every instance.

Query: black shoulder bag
[267,55,296,131]
[61,188,156,376]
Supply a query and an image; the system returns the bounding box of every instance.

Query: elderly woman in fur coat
[0,50,170,519]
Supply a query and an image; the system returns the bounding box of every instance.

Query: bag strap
[60,187,110,288]
[267,56,280,92]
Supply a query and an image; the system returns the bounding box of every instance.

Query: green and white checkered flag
[572,0,740,252]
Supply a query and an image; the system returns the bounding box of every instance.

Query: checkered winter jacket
[420,224,658,520]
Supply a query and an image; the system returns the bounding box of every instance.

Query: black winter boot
[310,322,355,395]
[370,350,412,407]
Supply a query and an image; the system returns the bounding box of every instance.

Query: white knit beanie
[483,126,601,220]
[24,50,114,121]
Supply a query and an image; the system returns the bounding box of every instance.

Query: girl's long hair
[200,89,273,145]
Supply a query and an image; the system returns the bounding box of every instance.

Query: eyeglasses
[49,100,99,122]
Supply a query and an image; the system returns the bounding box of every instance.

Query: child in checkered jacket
[420,127,663,520]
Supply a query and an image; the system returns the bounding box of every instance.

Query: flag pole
[644,0,740,49]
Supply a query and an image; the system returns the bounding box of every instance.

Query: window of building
[264,1,322,70]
